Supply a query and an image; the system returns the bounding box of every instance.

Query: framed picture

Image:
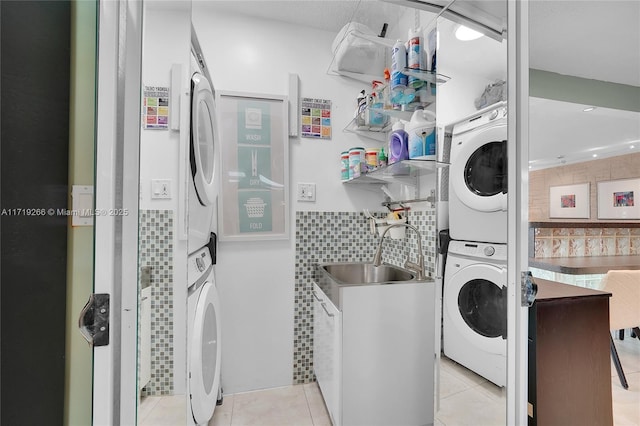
[597,178,640,219]
[217,91,290,241]
[549,183,590,219]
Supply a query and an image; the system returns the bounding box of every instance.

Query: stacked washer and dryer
[186,33,223,425]
[442,101,508,387]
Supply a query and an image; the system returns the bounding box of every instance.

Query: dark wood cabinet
[528,279,613,426]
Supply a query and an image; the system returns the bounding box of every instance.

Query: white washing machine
[188,51,219,254]
[187,245,221,425]
[449,101,507,244]
[443,240,507,387]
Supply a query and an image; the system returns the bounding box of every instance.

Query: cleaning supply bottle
[390,40,407,104]
[388,121,409,165]
[406,107,436,160]
[382,68,392,110]
[368,81,387,130]
[355,90,367,127]
[407,28,425,90]
[378,147,388,167]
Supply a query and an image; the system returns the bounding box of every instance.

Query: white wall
[140,2,191,394]
[437,18,507,126]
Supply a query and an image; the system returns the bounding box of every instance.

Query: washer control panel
[452,101,507,136]
[484,246,496,256]
[448,240,507,262]
[188,246,213,288]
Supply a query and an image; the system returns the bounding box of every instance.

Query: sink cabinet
[312,280,435,426]
[312,283,342,425]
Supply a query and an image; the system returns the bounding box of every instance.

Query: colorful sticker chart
[143,85,169,130]
[301,98,331,139]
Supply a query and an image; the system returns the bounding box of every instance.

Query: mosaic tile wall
[533,227,640,258]
[293,209,436,384]
[139,210,174,396]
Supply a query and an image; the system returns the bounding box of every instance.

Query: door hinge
[521,271,538,307]
[78,293,110,347]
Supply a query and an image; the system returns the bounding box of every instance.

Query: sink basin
[320,262,415,285]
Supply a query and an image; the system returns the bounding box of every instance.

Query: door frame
[506,0,530,424]
[93,0,143,424]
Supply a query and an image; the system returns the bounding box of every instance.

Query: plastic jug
[406,107,436,160]
[388,121,409,164]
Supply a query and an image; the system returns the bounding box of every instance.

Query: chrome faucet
[372,223,426,280]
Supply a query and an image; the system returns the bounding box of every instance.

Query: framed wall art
[549,183,590,219]
[597,178,640,219]
[217,91,290,241]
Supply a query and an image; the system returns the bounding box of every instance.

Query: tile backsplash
[292,209,436,384]
[533,227,640,258]
[138,209,174,396]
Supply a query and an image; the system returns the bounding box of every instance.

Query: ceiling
[529,0,640,87]
[198,0,403,34]
[194,0,640,167]
[529,97,640,169]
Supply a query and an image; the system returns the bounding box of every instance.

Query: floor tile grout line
[302,384,313,425]
[228,393,235,426]
[303,383,320,426]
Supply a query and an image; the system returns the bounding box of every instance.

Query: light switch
[151,179,171,199]
[71,185,94,227]
[297,183,316,202]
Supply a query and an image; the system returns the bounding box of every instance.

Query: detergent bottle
[388,121,409,165]
[406,107,436,160]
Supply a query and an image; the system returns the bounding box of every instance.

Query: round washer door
[189,280,221,424]
[191,73,219,207]
[444,262,506,355]
[450,124,507,212]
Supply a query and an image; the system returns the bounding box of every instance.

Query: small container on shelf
[365,148,379,172]
[340,151,350,181]
[378,148,388,168]
[348,146,366,178]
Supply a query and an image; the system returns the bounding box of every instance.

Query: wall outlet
[151,179,171,199]
[297,183,316,202]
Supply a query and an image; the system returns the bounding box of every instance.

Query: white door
[91,0,143,424]
[506,1,530,424]
[444,264,507,354]
[191,73,219,206]
[450,124,508,212]
[189,281,222,424]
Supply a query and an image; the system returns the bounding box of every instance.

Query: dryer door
[191,73,219,206]
[450,124,507,212]
[444,262,507,355]
[189,280,221,424]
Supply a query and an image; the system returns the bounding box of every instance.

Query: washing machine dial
[489,109,499,120]
[484,246,496,257]
[196,256,206,272]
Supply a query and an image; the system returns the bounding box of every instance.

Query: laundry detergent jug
[406,107,436,160]
[388,121,409,164]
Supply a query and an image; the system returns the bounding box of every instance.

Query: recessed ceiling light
[454,25,483,41]
[583,107,597,112]
[592,154,598,157]
[631,145,636,149]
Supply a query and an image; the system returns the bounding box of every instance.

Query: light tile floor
[139,394,186,425]
[209,383,331,426]
[139,335,639,426]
